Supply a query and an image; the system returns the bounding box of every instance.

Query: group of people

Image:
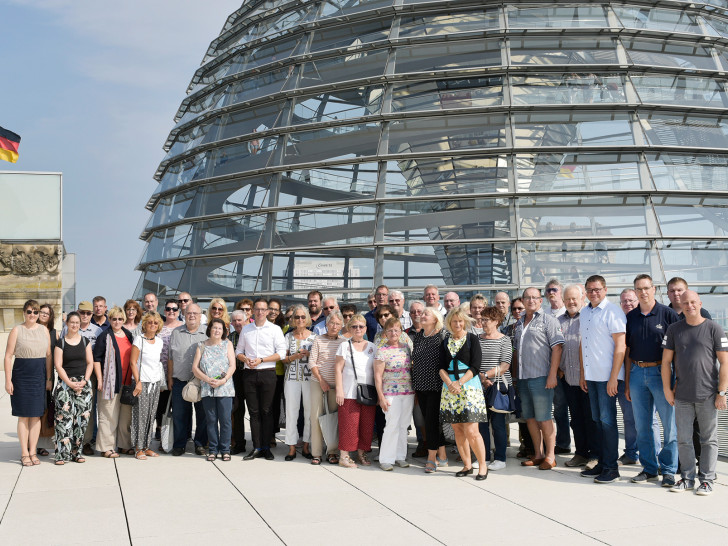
[4,280,725,495]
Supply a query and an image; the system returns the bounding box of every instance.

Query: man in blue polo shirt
[625,274,680,487]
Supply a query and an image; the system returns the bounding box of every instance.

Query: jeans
[553,376,571,450]
[243,369,277,450]
[675,396,718,484]
[587,380,619,472]
[617,380,660,460]
[202,396,233,455]
[629,365,678,475]
[479,409,507,462]
[171,378,208,450]
[564,383,600,459]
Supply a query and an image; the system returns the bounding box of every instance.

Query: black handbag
[484,370,515,414]
[349,340,377,406]
[120,338,141,406]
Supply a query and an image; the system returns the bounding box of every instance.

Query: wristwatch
[719,390,726,396]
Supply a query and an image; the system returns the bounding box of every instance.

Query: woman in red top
[93,306,135,458]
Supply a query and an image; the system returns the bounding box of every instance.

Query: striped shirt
[309,334,344,385]
[477,335,513,385]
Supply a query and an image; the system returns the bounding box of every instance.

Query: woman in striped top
[308,311,344,465]
[477,306,513,471]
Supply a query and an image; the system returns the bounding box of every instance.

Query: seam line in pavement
[0,466,22,526]
[212,462,287,545]
[322,465,447,545]
[113,459,134,545]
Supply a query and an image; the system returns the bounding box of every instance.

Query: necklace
[143,336,155,341]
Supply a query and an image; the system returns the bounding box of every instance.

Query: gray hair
[325,310,344,325]
[230,310,245,319]
[323,296,338,306]
[409,299,425,311]
[545,278,563,291]
[564,284,585,297]
[620,288,637,297]
[389,289,404,300]
[423,284,439,294]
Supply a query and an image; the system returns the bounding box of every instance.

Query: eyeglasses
[546,287,559,293]
[39,311,50,316]
[586,287,605,294]
[178,298,191,303]
[389,298,402,303]
[186,312,200,316]
[165,307,179,312]
[350,324,366,329]
[324,306,337,310]
[342,314,354,320]
[254,308,268,313]
[512,307,525,312]
[79,310,92,315]
[410,309,423,314]
[26,309,39,315]
[211,306,225,312]
[268,308,280,313]
[293,315,307,320]
[111,317,124,321]
[635,287,653,292]
[240,307,251,312]
[385,328,401,334]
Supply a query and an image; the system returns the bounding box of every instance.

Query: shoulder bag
[182,342,203,403]
[484,367,515,414]
[349,340,377,406]
[120,337,140,406]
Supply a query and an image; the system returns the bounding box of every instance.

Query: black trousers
[416,390,446,451]
[243,369,277,450]
[564,383,600,459]
[232,366,246,449]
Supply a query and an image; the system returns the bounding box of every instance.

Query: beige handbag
[182,342,204,403]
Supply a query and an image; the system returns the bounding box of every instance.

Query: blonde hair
[346,313,367,329]
[140,311,163,335]
[108,306,126,322]
[445,307,472,333]
[206,297,230,327]
[422,307,443,331]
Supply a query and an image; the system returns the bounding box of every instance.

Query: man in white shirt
[579,275,626,484]
[389,290,412,330]
[236,298,287,461]
[423,284,445,314]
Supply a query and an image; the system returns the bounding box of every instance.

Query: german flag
[0,126,21,163]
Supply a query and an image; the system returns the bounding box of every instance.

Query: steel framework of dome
[136,0,728,320]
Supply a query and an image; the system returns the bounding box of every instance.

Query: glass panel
[623,38,718,70]
[157,152,211,194]
[516,152,644,192]
[283,123,380,165]
[382,199,512,242]
[271,253,373,292]
[704,14,728,38]
[647,153,728,191]
[653,196,728,237]
[218,178,271,215]
[136,261,187,298]
[398,10,498,37]
[278,163,378,204]
[394,40,501,74]
[511,74,627,105]
[319,0,393,19]
[145,188,199,231]
[210,135,279,177]
[510,37,618,65]
[310,19,391,52]
[513,112,634,147]
[658,239,728,284]
[436,243,514,285]
[243,35,305,72]
[219,103,286,141]
[141,225,193,263]
[382,247,444,286]
[291,86,383,125]
[518,196,655,238]
[298,49,388,87]
[273,204,376,247]
[391,77,504,112]
[386,156,509,197]
[520,240,656,286]
[614,6,704,34]
[640,113,728,149]
[177,85,231,125]
[388,114,507,154]
[207,255,264,293]
[632,75,728,107]
[507,5,609,28]
[229,66,297,104]
[198,215,267,252]
[165,119,222,161]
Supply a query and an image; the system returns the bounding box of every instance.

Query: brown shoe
[538,458,557,470]
[521,457,545,467]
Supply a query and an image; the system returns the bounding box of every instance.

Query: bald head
[443,292,460,312]
[681,290,704,324]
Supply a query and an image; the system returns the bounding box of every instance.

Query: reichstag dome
[135,0,728,319]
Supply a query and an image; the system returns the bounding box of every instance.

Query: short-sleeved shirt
[411,330,444,392]
[558,312,582,387]
[198,340,235,398]
[580,298,626,382]
[663,319,727,402]
[336,340,376,399]
[514,310,565,379]
[626,302,679,362]
[309,334,344,384]
[169,325,208,381]
[477,335,513,385]
[375,344,414,396]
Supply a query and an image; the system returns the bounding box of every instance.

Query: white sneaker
[395,459,409,468]
[379,463,393,471]
[488,460,506,471]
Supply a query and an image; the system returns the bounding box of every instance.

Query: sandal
[21,455,33,467]
[221,453,231,462]
[103,451,120,459]
[311,457,321,465]
[30,453,41,465]
[144,449,159,458]
[135,450,147,460]
[425,460,437,473]
[37,448,49,456]
[338,455,357,468]
[327,454,339,465]
[54,460,65,466]
[356,451,371,466]
[72,455,85,464]
[207,454,217,462]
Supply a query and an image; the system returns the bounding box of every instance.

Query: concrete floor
[0,372,726,545]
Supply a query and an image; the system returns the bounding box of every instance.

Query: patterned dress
[439,335,488,424]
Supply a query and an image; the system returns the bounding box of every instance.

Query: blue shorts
[519,376,554,422]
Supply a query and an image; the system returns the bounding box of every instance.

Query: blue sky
[0,0,240,308]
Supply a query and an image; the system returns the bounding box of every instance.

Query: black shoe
[302,451,313,460]
[154,427,161,441]
[631,471,658,484]
[82,443,95,456]
[171,448,185,457]
[264,450,275,461]
[285,453,297,461]
[455,467,473,477]
[243,450,259,461]
[231,446,246,455]
[555,446,572,455]
[475,471,488,481]
[195,445,207,456]
[594,470,620,484]
[580,466,603,478]
[661,474,676,488]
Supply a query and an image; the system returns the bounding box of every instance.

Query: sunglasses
[293,315,307,319]
[211,306,225,312]
[546,287,559,293]
[240,307,251,312]
[342,313,354,319]
[165,307,179,312]
[324,306,337,310]
[25,309,39,315]
[349,324,366,329]
[178,298,191,303]
[79,311,93,315]
[379,313,392,318]
[111,317,125,322]
[512,307,525,312]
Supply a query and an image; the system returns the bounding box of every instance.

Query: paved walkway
[0,374,726,545]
